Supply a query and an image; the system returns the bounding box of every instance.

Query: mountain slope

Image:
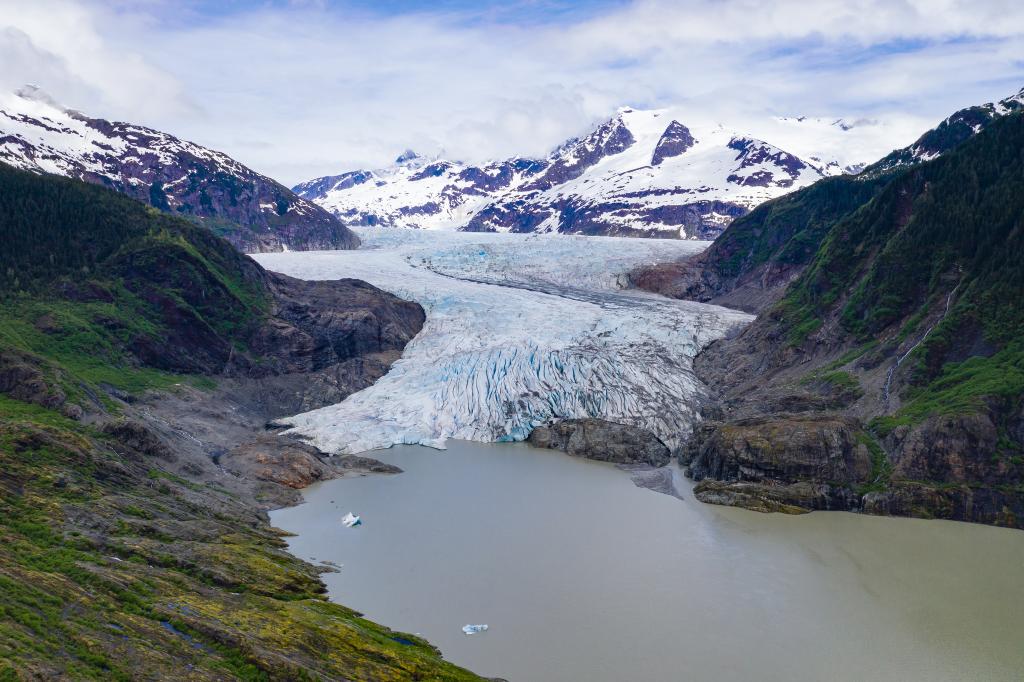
[870,86,1024,172]
[632,87,1024,309]
[684,110,1024,527]
[0,166,485,679]
[294,108,846,240]
[0,86,359,253]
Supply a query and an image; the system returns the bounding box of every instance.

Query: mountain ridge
[0,86,360,254]
[294,106,870,240]
[631,85,1024,312]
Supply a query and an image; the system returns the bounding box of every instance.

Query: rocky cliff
[528,418,670,466]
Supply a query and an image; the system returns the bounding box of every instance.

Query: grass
[0,293,217,402]
[0,411,482,680]
[856,432,893,495]
[872,341,1024,435]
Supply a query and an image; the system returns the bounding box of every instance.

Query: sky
[1,0,1023,184]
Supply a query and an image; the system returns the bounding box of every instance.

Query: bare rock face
[686,416,872,486]
[527,418,671,466]
[222,437,402,490]
[887,413,1008,484]
[257,274,426,374]
[692,480,856,514]
[726,137,809,187]
[520,115,636,191]
[651,121,696,166]
[101,420,177,462]
[0,350,66,410]
[222,436,333,489]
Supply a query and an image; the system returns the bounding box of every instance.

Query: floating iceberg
[341,512,361,527]
[256,229,752,455]
[462,624,489,635]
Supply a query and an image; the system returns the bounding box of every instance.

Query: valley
[0,8,1022,677]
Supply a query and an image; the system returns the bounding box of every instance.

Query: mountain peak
[395,149,421,165]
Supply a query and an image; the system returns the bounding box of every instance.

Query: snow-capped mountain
[0,86,359,253]
[294,107,860,240]
[869,86,1024,173]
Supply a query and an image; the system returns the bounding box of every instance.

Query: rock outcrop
[686,416,872,485]
[222,435,400,490]
[528,418,671,466]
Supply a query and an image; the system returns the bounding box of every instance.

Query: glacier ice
[254,229,751,455]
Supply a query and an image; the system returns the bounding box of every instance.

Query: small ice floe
[462,624,488,635]
[341,512,362,527]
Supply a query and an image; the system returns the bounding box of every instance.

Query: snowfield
[255,229,751,454]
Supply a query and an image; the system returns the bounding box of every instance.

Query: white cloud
[0,0,1022,184]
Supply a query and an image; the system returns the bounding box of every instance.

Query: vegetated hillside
[684,111,1024,527]
[629,174,892,312]
[0,86,359,253]
[633,86,1024,313]
[0,167,480,679]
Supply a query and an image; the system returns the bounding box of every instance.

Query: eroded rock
[528,419,670,466]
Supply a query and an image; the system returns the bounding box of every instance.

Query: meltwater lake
[270,441,1024,682]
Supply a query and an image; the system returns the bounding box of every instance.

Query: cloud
[1,0,1022,184]
[0,0,193,118]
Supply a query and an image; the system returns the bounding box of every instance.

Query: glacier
[254,229,752,454]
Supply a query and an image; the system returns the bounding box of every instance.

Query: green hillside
[0,167,480,680]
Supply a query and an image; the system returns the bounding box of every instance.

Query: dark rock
[887,413,1014,485]
[862,482,1023,527]
[221,437,400,489]
[651,121,696,166]
[61,404,84,420]
[685,416,872,486]
[334,455,403,474]
[520,116,635,191]
[0,350,66,410]
[101,420,177,462]
[528,419,670,466]
[258,274,426,375]
[693,480,834,514]
[222,436,337,489]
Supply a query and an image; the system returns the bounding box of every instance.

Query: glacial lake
[270,441,1024,682]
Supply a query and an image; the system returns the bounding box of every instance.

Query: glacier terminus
[255,229,751,455]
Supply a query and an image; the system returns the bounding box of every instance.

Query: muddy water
[270,441,1024,681]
